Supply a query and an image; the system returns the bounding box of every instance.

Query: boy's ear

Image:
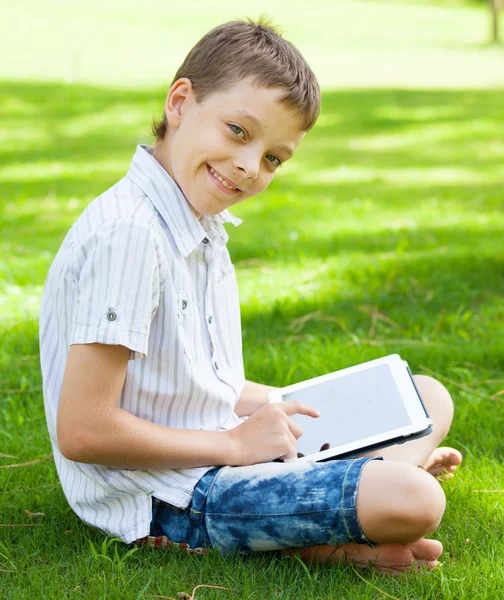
[165,78,193,129]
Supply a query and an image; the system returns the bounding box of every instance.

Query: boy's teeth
[209,166,236,190]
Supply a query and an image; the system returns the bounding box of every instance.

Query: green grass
[2,81,504,599]
[2,0,504,598]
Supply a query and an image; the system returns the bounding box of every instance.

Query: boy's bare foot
[281,538,443,575]
[421,447,463,480]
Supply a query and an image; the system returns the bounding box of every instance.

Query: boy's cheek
[255,174,275,195]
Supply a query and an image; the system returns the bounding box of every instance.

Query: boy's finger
[286,418,304,440]
[279,429,300,460]
[279,400,321,418]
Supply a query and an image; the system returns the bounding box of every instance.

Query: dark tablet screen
[282,364,412,455]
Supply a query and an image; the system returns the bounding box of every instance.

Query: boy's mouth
[206,164,241,194]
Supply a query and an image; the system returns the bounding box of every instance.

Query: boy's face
[154,77,307,218]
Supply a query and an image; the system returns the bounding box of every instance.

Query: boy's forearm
[62,407,235,470]
[62,380,277,469]
[235,379,277,417]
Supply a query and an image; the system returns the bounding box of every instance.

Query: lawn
[1,0,504,598]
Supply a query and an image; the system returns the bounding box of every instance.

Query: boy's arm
[234,380,278,417]
[57,343,235,469]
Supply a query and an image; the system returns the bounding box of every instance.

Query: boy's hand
[225,401,320,466]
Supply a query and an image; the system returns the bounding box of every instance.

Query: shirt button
[208,316,213,324]
[214,361,219,371]
[202,237,209,244]
[181,299,188,310]
[106,309,117,322]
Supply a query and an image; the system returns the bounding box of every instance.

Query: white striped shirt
[39,144,246,543]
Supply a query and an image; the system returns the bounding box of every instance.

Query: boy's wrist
[235,380,278,417]
[220,429,244,467]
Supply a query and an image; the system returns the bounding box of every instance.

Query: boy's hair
[151,17,321,140]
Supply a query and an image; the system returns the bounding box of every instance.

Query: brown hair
[151,17,321,140]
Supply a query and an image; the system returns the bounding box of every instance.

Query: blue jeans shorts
[147,456,380,555]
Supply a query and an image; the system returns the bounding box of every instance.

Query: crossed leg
[281,375,463,574]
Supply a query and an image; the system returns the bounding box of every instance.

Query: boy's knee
[396,466,446,537]
[413,374,454,441]
[357,461,446,544]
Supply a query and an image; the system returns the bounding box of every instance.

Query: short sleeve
[69,218,161,360]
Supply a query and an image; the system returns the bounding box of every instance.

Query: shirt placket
[200,236,213,359]
[203,237,231,386]
[203,236,220,373]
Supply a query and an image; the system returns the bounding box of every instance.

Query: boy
[40,18,462,574]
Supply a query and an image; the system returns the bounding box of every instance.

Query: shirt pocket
[175,290,202,365]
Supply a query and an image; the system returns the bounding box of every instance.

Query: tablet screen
[282,364,412,454]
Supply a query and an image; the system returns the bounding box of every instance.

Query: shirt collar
[126,144,242,257]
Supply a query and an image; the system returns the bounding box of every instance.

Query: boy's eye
[229,124,245,138]
[266,155,282,167]
[228,123,282,168]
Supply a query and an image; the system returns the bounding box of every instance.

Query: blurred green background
[1,1,503,598]
[2,0,504,88]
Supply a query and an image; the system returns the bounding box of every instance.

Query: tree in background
[488,0,502,42]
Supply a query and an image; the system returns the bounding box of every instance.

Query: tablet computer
[268,354,432,463]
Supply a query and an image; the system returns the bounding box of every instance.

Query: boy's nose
[234,150,261,180]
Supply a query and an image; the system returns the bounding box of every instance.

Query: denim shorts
[146,456,380,555]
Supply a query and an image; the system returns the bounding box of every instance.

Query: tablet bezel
[268,354,433,463]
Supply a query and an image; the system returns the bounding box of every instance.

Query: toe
[448,449,463,465]
[409,539,443,561]
[427,464,452,477]
[423,559,442,571]
[424,447,463,474]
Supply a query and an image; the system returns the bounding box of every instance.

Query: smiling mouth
[207,164,241,192]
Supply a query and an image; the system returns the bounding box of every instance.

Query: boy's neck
[152,140,174,181]
[151,141,202,221]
